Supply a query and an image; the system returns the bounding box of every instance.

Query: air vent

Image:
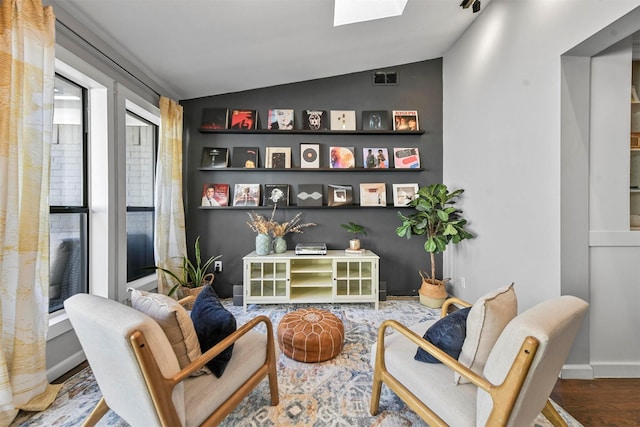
[372,71,398,85]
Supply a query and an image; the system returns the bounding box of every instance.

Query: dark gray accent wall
[181,59,442,297]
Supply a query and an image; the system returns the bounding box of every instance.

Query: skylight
[333,0,408,26]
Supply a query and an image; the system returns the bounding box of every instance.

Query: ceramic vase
[273,236,287,253]
[256,233,272,255]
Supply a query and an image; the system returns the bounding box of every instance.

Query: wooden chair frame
[370,297,567,427]
[82,296,279,427]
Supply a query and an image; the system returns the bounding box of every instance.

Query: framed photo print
[392,183,419,207]
[328,184,353,206]
[233,184,260,207]
[362,110,389,131]
[329,146,355,168]
[264,184,290,207]
[393,147,420,168]
[392,110,419,131]
[359,183,386,207]
[265,146,291,168]
[201,183,229,207]
[267,109,294,130]
[300,143,320,168]
[363,147,389,168]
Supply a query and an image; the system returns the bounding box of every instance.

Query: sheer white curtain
[155,96,187,294]
[0,1,58,425]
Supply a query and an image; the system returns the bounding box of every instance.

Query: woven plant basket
[418,270,448,308]
[180,273,214,309]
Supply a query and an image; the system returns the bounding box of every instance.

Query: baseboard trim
[591,362,640,378]
[47,350,86,383]
[560,364,594,379]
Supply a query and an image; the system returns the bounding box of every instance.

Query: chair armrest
[377,319,492,391]
[177,295,196,308]
[440,297,472,318]
[171,315,274,384]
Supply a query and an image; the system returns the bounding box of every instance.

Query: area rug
[11,298,582,427]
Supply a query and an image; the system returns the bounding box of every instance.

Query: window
[49,74,88,313]
[126,111,157,281]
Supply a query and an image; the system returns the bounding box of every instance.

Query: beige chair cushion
[130,289,207,374]
[455,283,517,384]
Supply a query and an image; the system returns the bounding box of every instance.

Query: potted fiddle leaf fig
[396,184,473,308]
[341,222,367,250]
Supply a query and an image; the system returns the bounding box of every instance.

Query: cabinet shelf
[198,167,424,172]
[200,204,411,210]
[199,128,425,136]
[243,250,379,310]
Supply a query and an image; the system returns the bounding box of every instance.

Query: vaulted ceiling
[49,0,489,100]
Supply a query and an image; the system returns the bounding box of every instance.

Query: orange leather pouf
[277,308,345,362]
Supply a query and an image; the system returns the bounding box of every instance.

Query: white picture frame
[300,143,320,168]
[392,183,419,207]
[265,146,291,168]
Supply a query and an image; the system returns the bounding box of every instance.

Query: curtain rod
[55,18,162,99]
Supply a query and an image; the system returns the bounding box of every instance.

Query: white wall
[443,0,640,377]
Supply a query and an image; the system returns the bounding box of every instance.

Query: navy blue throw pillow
[190,285,237,377]
[415,307,471,364]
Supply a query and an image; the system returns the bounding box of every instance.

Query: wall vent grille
[372,71,398,85]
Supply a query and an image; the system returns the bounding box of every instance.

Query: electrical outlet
[214,260,222,273]
[460,277,466,289]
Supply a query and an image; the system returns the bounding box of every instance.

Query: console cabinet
[242,250,379,310]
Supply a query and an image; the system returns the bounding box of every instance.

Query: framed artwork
[264,184,290,207]
[200,108,229,130]
[267,109,294,130]
[302,110,329,130]
[297,184,323,206]
[392,110,419,131]
[328,184,353,206]
[362,110,389,131]
[329,146,355,168]
[359,183,386,207]
[363,147,389,168]
[233,184,260,207]
[330,110,356,130]
[392,183,419,207]
[200,147,228,168]
[201,183,229,207]
[300,143,320,168]
[393,147,420,168]
[230,109,257,130]
[265,146,291,168]
[231,147,259,168]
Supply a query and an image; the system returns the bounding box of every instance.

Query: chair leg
[370,364,383,415]
[267,362,279,406]
[542,399,568,427]
[82,397,109,427]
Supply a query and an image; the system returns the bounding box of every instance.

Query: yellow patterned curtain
[0,0,57,426]
[155,97,187,295]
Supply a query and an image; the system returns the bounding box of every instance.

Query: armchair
[370,295,588,426]
[64,293,279,427]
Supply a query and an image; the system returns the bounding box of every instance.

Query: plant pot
[349,239,361,250]
[180,286,204,309]
[418,277,448,308]
[419,293,448,308]
[273,236,287,253]
[256,233,272,255]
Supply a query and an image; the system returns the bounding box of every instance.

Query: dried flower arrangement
[247,209,276,234]
[271,212,316,237]
[247,206,316,237]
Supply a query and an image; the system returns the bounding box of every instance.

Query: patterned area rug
[11,298,582,427]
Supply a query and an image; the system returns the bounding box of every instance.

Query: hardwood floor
[55,363,639,425]
[551,378,640,426]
